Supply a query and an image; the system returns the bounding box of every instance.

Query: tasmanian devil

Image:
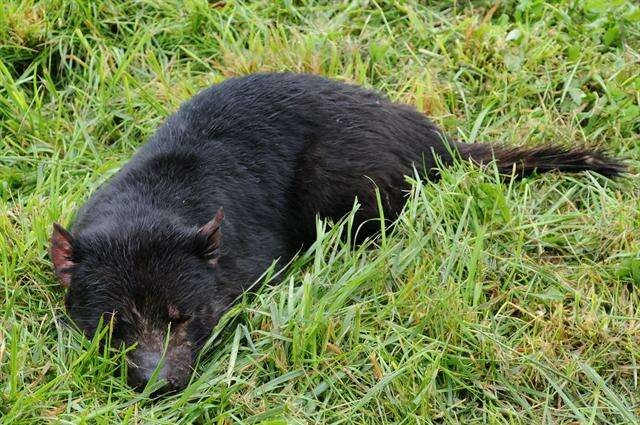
[50,73,624,392]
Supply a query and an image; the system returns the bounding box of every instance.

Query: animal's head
[50,208,231,392]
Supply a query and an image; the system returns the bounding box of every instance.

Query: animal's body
[50,73,624,392]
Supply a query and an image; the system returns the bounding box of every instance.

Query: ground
[1,0,639,423]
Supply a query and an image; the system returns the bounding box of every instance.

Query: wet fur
[53,73,624,390]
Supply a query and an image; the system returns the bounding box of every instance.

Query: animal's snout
[127,348,189,393]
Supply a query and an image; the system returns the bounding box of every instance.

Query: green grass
[1,0,639,423]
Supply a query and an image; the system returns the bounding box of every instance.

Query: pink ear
[198,207,224,262]
[50,223,75,289]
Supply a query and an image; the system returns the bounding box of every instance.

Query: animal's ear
[50,223,75,289]
[197,207,224,265]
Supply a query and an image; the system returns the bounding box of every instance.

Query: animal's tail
[455,142,626,179]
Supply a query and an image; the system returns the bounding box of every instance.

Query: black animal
[50,73,624,392]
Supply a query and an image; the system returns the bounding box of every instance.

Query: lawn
[1,0,639,423]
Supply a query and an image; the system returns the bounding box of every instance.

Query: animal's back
[74,73,453,252]
[184,73,452,239]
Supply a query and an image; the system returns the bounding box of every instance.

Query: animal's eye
[168,304,190,324]
[171,315,191,325]
[109,336,125,348]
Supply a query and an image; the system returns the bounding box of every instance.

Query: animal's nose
[127,350,184,393]
[127,350,164,388]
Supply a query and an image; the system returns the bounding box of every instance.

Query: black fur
[458,143,625,178]
[51,73,624,391]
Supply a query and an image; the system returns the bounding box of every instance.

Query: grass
[1,0,639,423]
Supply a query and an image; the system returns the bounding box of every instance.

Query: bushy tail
[456,142,626,179]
